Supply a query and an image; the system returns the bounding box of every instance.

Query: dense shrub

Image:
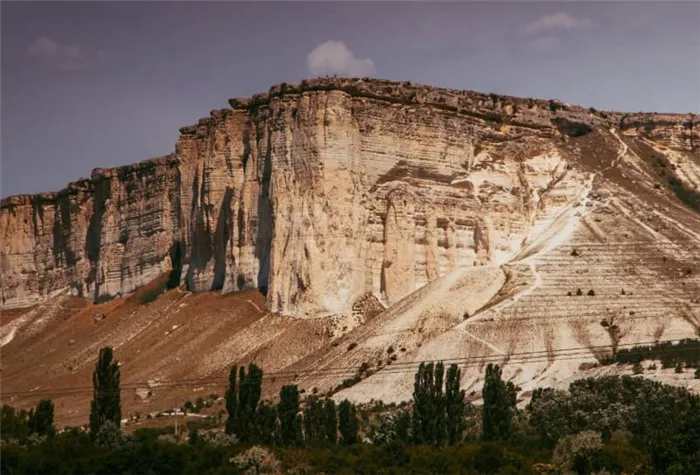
[536,377,690,441]
[602,338,700,368]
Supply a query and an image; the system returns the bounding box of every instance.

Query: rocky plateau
[2,77,700,425]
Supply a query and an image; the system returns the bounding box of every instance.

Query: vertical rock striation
[2,78,698,316]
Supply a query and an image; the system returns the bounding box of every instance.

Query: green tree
[323,398,338,445]
[552,431,604,475]
[481,363,516,441]
[225,364,238,436]
[338,399,359,445]
[28,399,55,437]
[412,361,447,445]
[89,347,121,437]
[371,409,412,445]
[256,402,278,445]
[238,363,263,442]
[303,396,325,445]
[278,385,302,446]
[188,425,199,445]
[0,405,29,441]
[225,363,263,441]
[445,363,466,445]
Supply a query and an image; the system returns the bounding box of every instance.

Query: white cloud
[519,12,595,35]
[307,41,376,77]
[27,36,88,70]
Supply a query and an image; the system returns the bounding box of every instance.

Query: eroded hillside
[2,78,699,424]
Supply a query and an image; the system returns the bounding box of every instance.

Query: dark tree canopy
[323,398,338,445]
[278,385,303,446]
[411,361,466,445]
[303,396,325,446]
[89,347,121,437]
[445,363,466,445]
[338,399,359,445]
[224,363,264,442]
[482,363,516,441]
[224,365,238,436]
[28,399,55,437]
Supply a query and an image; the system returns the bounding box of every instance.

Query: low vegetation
[2,346,699,474]
[601,338,700,369]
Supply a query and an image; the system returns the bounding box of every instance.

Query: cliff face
[1,158,180,308]
[2,78,698,315]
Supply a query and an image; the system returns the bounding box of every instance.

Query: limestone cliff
[2,78,698,316]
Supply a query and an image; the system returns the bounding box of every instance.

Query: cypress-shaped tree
[412,362,448,445]
[445,363,466,445]
[482,363,516,441]
[28,399,55,437]
[89,347,121,437]
[432,361,447,445]
[256,402,278,445]
[237,363,263,442]
[323,398,338,445]
[303,396,325,445]
[338,399,359,445]
[278,385,302,446]
[412,362,433,444]
[236,366,248,438]
[225,365,238,435]
[224,363,263,441]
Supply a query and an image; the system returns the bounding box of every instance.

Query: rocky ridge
[3,78,700,418]
[2,77,698,318]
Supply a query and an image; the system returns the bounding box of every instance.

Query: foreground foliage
[2,348,699,474]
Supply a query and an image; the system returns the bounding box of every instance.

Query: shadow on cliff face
[54,197,78,268]
[185,171,213,291]
[167,241,184,289]
[255,135,273,297]
[212,188,233,291]
[85,179,111,300]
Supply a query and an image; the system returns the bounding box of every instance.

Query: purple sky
[2,1,699,198]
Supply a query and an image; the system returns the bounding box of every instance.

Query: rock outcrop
[2,78,699,317]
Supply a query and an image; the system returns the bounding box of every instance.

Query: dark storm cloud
[2,1,698,198]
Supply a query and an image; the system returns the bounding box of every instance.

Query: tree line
[220,362,360,446]
[2,344,700,474]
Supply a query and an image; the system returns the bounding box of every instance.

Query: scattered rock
[134,388,150,401]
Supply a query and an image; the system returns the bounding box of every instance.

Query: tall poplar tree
[28,399,55,437]
[482,363,516,441]
[445,363,466,445]
[303,396,325,445]
[338,399,359,445]
[278,385,302,446]
[225,363,263,441]
[412,362,448,445]
[256,402,278,445]
[225,365,238,436]
[323,398,338,445]
[89,347,121,437]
